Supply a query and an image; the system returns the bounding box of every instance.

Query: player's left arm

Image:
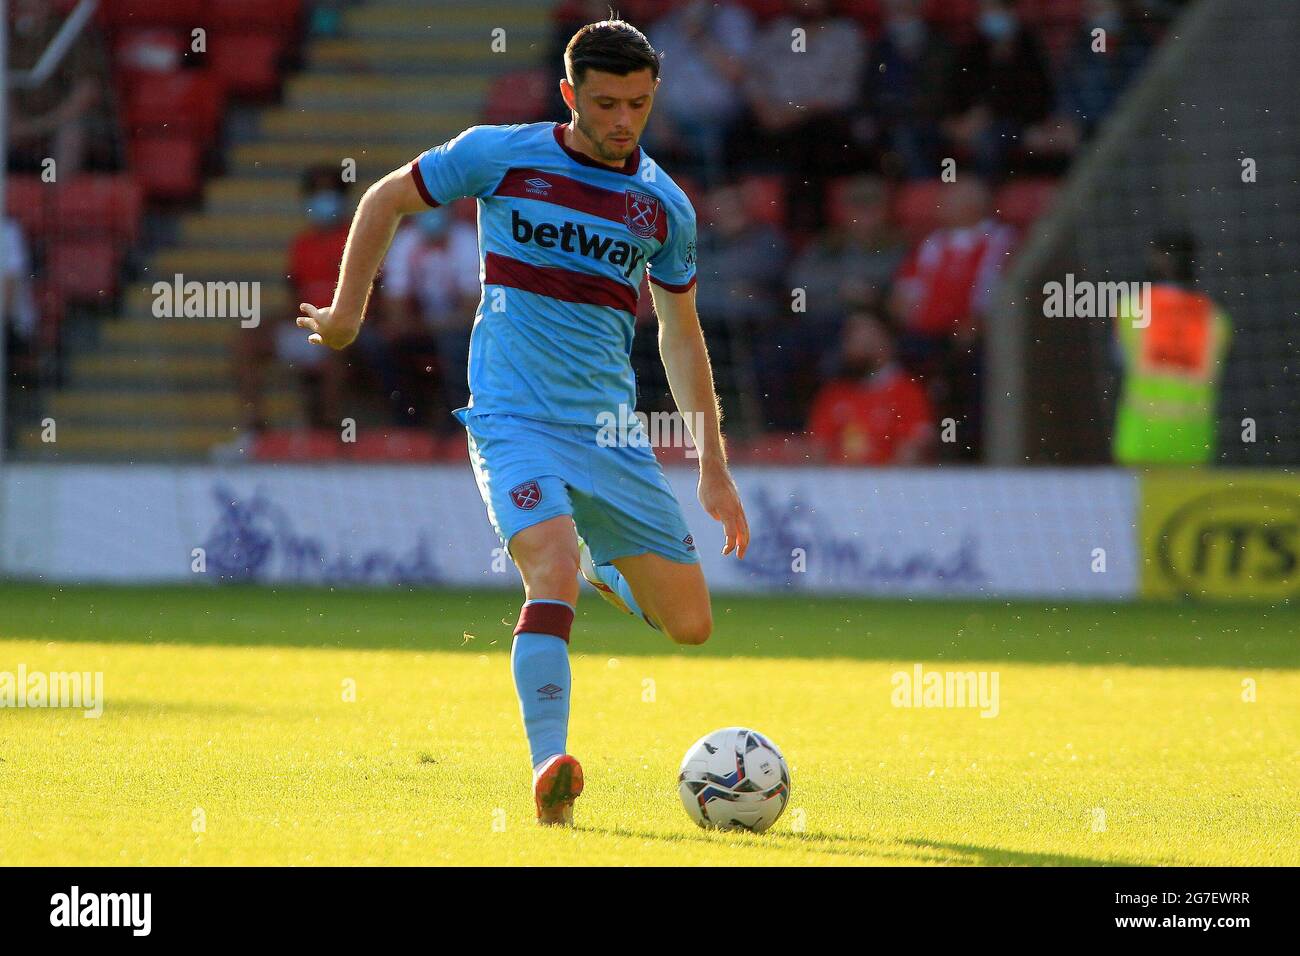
[651,282,750,559]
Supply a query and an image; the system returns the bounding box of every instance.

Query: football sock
[589,562,660,631]
[512,599,575,769]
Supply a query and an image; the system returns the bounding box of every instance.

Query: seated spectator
[8,0,117,174]
[3,216,40,388]
[787,175,905,324]
[889,177,1016,460]
[646,0,755,186]
[695,183,788,327]
[233,166,357,444]
[942,0,1055,179]
[855,0,954,179]
[807,313,934,465]
[1056,0,1154,141]
[890,177,1015,356]
[738,0,866,233]
[379,207,480,430]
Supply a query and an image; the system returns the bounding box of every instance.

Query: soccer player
[296,20,750,826]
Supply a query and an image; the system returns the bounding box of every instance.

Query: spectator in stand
[739,0,866,233]
[807,313,934,465]
[645,0,755,186]
[1056,0,1154,141]
[787,175,905,326]
[379,206,481,429]
[8,0,116,174]
[855,0,954,179]
[695,183,788,328]
[233,166,356,445]
[3,218,39,396]
[889,177,1016,460]
[694,183,788,427]
[942,0,1055,179]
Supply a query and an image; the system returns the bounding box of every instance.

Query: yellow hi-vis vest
[1115,284,1231,465]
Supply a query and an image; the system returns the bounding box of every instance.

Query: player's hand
[698,461,749,559]
[297,303,360,350]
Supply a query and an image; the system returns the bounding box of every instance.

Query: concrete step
[342,4,548,38]
[259,107,475,142]
[16,424,242,458]
[47,389,298,426]
[100,317,238,350]
[147,247,288,282]
[125,282,290,320]
[181,212,304,247]
[308,37,539,71]
[283,73,489,110]
[229,141,417,178]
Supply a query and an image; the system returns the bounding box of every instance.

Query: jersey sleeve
[409,125,507,208]
[646,194,698,293]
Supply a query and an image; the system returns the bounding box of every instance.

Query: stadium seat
[347,430,439,462]
[129,136,204,201]
[208,0,303,30]
[99,0,203,30]
[739,174,786,229]
[4,176,51,240]
[209,33,285,99]
[737,0,788,24]
[47,238,120,304]
[113,28,185,84]
[834,0,884,35]
[922,0,980,43]
[994,178,1060,230]
[483,68,552,126]
[125,70,224,146]
[51,176,144,244]
[891,180,946,243]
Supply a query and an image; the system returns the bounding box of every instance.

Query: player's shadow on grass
[5,584,1299,669]
[587,825,1155,866]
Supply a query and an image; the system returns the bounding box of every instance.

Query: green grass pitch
[0,583,1296,866]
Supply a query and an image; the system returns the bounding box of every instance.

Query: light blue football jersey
[409,121,698,426]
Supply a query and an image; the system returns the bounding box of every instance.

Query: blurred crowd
[5,0,1182,463]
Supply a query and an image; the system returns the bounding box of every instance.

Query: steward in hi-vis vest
[1114,235,1231,465]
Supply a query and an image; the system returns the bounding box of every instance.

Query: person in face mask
[806,313,935,466]
[942,0,1055,178]
[234,166,358,442]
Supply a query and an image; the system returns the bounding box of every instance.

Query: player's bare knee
[667,610,712,646]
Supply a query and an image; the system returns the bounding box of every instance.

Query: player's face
[566,69,658,163]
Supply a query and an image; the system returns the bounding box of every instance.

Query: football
[678,727,791,833]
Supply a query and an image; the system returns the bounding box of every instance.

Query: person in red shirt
[233,166,355,442]
[807,313,934,465]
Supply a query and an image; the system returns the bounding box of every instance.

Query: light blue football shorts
[458,411,699,567]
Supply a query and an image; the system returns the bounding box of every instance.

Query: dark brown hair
[564,17,660,87]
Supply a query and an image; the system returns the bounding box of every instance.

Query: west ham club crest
[623,190,661,238]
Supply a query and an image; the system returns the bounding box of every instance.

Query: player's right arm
[299,125,506,350]
[296,167,428,350]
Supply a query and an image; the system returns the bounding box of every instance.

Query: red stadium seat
[252,430,342,462]
[47,238,120,304]
[126,70,224,145]
[483,68,551,126]
[994,178,1059,230]
[834,0,884,36]
[129,136,204,201]
[113,28,185,83]
[51,176,144,244]
[346,430,439,462]
[737,0,787,24]
[100,0,203,30]
[891,180,946,243]
[209,33,285,99]
[208,0,303,31]
[921,0,980,43]
[739,174,785,228]
[5,176,51,240]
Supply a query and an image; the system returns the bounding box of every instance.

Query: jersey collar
[552,122,641,176]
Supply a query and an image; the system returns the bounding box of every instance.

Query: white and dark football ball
[678,727,791,833]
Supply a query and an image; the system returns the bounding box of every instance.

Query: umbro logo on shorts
[536,683,564,701]
[683,534,695,552]
[509,480,542,510]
